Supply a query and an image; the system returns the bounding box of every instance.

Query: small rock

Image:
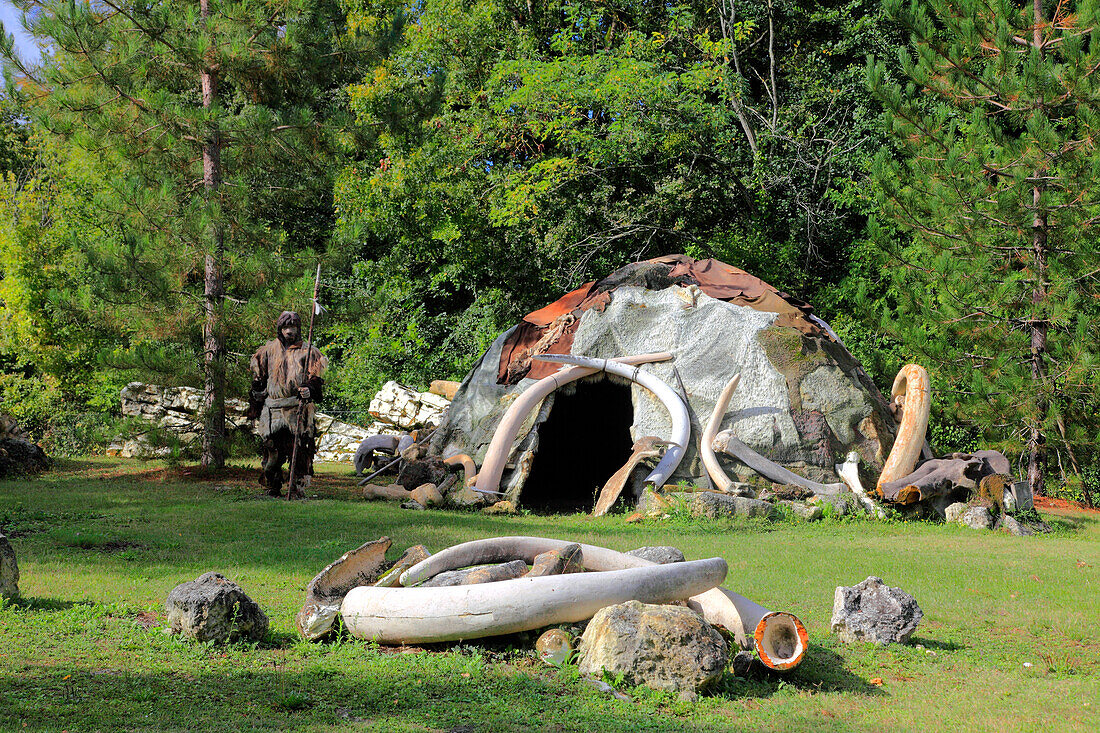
[535,628,573,666]
[731,650,764,678]
[410,482,443,507]
[781,501,823,521]
[420,560,529,587]
[817,494,851,517]
[636,488,672,515]
[961,506,994,530]
[945,502,968,523]
[625,546,685,565]
[578,600,729,696]
[0,533,18,600]
[772,484,814,501]
[395,456,447,491]
[0,437,51,478]
[483,500,517,514]
[166,572,268,644]
[831,576,922,645]
[996,515,1034,537]
[400,500,426,510]
[527,544,584,577]
[691,492,779,520]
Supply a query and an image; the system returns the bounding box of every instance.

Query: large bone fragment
[877,364,931,492]
[711,430,846,495]
[592,436,669,516]
[341,559,728,645]
[835,451,885,518]
[474,352,673,496]
[296,537,392,640]
[878,450,1010,506]
[400,536,806,670]
[532,354,690,489]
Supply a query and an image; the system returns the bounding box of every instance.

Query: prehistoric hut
[429,255,897,512]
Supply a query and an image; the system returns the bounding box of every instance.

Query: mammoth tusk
[341,558,728,645]
[532,354,690,489]
[876,364,931,493]
[473,352,673,496]
[711,430,847,495]
[701,374,742,493]
[400,536,806,670]
[443,453,478,487]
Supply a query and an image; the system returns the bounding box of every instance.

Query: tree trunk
[1027,187,1047,497]
[200,0,225,469]
[1026,0,1047,498]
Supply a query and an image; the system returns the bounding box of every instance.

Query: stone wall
[116,381,450,464]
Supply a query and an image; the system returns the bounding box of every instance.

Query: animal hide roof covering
[497,255,821,384]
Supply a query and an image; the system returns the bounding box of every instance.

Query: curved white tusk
[877,364,931,492]
[341,558,727,645]
[701,374,742,493]
[473,352,673,497]
[532,354,689,489]
[400,536,806,670]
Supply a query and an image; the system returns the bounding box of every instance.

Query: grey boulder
[0,533,18,599]
[690,492,779,520]
[944,502,968,523]
[166,572,268,644]
[578,600,728,699]
[961,506,994,530]
[832,576,922,645]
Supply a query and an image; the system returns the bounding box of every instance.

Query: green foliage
[0,1,375,460]
[868,0,1100,488]
[330,0,902,389]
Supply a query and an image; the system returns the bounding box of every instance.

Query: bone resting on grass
[397,536,806,670]
[473,352,673,496]
[341,558,728,645]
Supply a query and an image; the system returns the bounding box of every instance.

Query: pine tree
[1,1,363,467]
[869,0,1100,497]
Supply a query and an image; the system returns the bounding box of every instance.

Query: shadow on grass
[6,596,87,613]
[1043,513,1097,533]
[719,646,886,700]
[908,636,966,652]
[0,664,730,732]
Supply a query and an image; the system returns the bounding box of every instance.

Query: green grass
[1,457,1098,732]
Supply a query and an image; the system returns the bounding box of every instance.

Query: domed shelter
[429,255,897,513]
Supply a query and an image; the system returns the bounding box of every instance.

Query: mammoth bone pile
[363,348,1015,520]
[297,536,807,672]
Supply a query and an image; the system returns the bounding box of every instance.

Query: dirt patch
[134,610,159,630]
[1035,496,1100,514]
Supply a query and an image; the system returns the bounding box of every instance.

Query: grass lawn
[0,457,1097,732]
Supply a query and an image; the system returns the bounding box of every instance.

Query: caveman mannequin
[247,311,328,498]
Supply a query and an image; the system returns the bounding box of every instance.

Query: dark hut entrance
[520,378,635,513]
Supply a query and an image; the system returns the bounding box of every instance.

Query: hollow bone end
[753,611,808,671]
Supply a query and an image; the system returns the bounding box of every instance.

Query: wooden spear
[287,264,322,500]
